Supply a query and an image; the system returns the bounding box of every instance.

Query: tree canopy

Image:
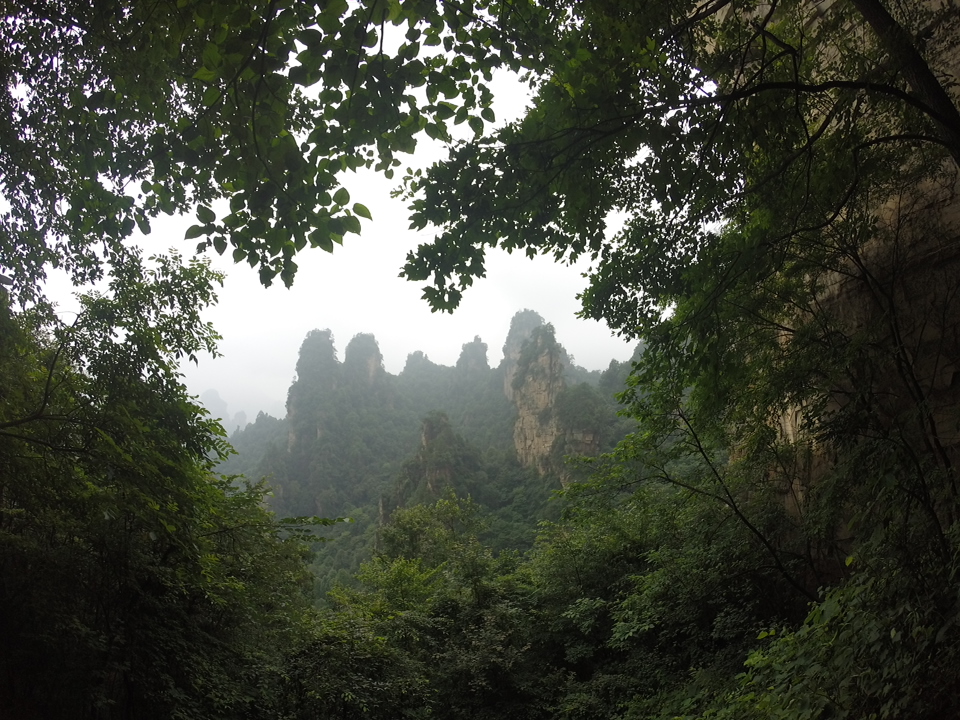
[5,1,960,718]
[6,0,956,341]
[402,0,960,314]
[2,0,545,297]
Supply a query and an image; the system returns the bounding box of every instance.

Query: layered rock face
[511,327,567,474]
[507,324,603,481]
[286,329,339,450]
[259,312,616,518]
[760,1,960,529]
[457,336,490,374]
[769,169,960,581]
[781,173,960,503]
[343,333,386,389]
[500,309,548,401]
[286,331,388,451]
[417,412,457,493]
[385,411,482,519]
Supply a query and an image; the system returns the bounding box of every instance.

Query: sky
[47,73,637,422]
[174,169,636,420]
[177,71,637,421]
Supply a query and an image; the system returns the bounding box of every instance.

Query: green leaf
[201,85,221,107]
[197,205,216,223]
[342,215,361,234]
[201,43,220,69]
[184,225,206,240]
[387,0,403,22]
[192,66,218,82]
[310,229,334,252]
[353,203,372,220]
[333,187,350,206]
[135,213,151,235]
[322,0,348,18]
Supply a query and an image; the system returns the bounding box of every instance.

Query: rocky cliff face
[286,331,389,448]
[251,313,617,518]
[344,332,387,389]
[286,328,339,451]
[775,171,960,530]
[500,309,546,401]
[417,413,456,493]
[508,324,603,481]
[457,336,490,374]
[765,0,960,535]
[512,326,566,474]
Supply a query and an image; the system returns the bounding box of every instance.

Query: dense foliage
[0,260,321,719]
[4,0,960,718]
[224,311,631,594]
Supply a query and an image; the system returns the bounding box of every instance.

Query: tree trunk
[849,0,960,166]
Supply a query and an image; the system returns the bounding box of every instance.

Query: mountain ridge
[219,310,641,594]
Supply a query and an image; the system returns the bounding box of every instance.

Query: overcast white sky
[46,73,636,421]
[177,184,636,420]
[178,72,637,420]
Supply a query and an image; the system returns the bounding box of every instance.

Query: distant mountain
[221,310,642,594]
[198,388,248,434]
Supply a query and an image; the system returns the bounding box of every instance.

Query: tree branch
[848,0,960,166]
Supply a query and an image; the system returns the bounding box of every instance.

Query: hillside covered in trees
[221,310,638,591]
[4,0,960,718]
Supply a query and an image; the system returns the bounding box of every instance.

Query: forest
[2,0,960,718]
[221,310,639,593]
